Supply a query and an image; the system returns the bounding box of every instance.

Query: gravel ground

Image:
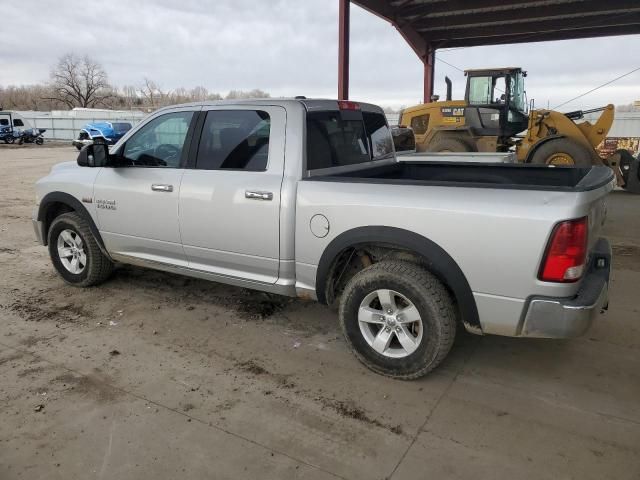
[1,145,639,480]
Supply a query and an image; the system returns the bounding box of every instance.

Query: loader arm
[574,104,614,150]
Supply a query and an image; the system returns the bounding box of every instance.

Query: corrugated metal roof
[353,0,640,55]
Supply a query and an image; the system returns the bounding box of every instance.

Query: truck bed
[307,161,614,192]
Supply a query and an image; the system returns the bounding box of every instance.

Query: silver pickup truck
[33,99,614,379]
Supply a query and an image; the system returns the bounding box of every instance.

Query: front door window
[122,111,194,167]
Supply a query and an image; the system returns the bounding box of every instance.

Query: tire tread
[339,260,456,380]
[48,212,113,287]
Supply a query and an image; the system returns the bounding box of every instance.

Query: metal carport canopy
[339,0,640,102]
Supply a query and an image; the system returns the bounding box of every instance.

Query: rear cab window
[306,103,393,172]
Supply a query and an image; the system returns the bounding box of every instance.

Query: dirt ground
[1,145,639,480]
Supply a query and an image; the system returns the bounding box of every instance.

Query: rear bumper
[520,238,611,338]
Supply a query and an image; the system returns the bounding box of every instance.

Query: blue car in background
[72,121,133,150]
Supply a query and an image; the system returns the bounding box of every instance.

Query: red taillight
[338,100,360,111]
[539,217,588,283]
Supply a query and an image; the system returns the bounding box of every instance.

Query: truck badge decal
[96,199,117,210]
[441,107,465,116]
[81,197,93,204]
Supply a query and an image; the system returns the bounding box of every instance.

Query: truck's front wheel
[339,261,456,379]
[48,212,114,287]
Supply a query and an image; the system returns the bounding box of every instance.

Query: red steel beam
[338,0,350,100]
[423,47,435,104]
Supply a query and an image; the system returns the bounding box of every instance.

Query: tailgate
[585,183,612,254]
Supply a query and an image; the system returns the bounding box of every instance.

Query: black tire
[339,261,456,380]
[47,212,113,287]
[35,137,43,145]
[617,149,635,185]
[4,136,14,144]
[530,138,593,166]
[624,157,640,194]
[427,136,474,153]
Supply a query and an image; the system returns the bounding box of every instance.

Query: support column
[338,0,350,100]
[423,46,435,104]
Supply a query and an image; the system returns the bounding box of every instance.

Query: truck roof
[153,98,386,115]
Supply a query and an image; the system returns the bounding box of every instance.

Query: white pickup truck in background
[33,99,614,379]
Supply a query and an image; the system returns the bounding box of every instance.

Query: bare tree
[48,54,113,108]
[139,78,168,109]
[225,89,270,100]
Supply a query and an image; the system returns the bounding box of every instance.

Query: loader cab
[464,68,529,145]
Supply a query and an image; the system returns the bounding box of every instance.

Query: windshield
[509,72,526,112]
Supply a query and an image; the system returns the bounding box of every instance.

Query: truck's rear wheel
[339,261,456,379]
[530,138,593,167]
[427,137,473,153]
[48,212,113,287]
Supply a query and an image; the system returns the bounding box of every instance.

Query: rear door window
[195,110,270,171]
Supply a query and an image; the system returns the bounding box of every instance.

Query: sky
[1,0,639,110]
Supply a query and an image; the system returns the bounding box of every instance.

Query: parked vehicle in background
[72,121,132,150]
[0,110,30,144]
[17,128,46,145]
[0,125,13,143]
[33,99,614,379]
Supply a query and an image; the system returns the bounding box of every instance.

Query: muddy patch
[17,365,47,378]
[3,291,94,324]
[0,247,18,254]
[235,358,296,389]
[112,267,292,321]
[319,397,404,436]
[53,371,123,403]
[612,244,640,272]
[232,291,291,320]
[19,335,52,348]
[0,351,24,367]
[237,359,269,376]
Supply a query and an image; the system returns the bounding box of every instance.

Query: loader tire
[530,138,592,167]
[624,158,640,194]
[427,137,474,153]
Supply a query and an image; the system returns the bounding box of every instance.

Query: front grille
[78,132,89,140]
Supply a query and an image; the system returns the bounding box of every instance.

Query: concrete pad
[2,146,640,480]
[0,347,339,480]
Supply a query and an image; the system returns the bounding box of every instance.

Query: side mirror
[77,143,109,167]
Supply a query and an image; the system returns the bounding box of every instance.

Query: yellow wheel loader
[399,67,639,192]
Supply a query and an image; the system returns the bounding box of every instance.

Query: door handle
[151,184,174,192]
[245,190,273,201]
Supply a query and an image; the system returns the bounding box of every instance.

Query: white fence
[16,109,147,141]
[13,109,640,141]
